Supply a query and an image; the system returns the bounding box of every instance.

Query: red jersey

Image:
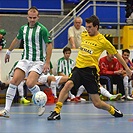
[99,56,123,75]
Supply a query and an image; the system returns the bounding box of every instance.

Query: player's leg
[76,85,85,97]
[56,76,75,102]
[47,76,57,99]
[26,71,45,116]
[75,85,86,102]
[47,68,81,120]
[100,85,122,101]
[27,61,45,116]
[127,80,133,100]
[0,68,25,118]
[27,61,44,95]
[18,80,30,104]
[123,75,129,99]
[84,68,123,118]
[114,75,125,97]
[90,94,123,117]
[47,80,74,120]
[58,75,68,85]
[38,74,58,100]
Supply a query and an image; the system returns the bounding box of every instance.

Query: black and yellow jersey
[75,31,117,72]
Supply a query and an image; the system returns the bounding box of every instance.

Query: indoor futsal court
[0,101,133,133]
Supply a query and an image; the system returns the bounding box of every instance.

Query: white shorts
[38,74,62,89]
[38,73,49,85]
[55,76,62,89]
[15,59,44,77]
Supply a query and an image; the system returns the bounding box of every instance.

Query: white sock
[124,87,129,97]
[29,85,40,95]
[123,76,129,88]
[68,91,75,99]
[5,84,17,112]
[100,86,112,98]
[128,81,133,95]
[50,81,57,98]
[18,81,25,98]
[76,85,85,97]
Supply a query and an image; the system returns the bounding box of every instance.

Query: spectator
[67,16,86,49]
[99,52,125,97]
[122,49,133,100]
[0,29,6,50]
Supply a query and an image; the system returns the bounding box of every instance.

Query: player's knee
[26,80,35,88]
[49,76,56,82]
[10,78,20,86]
[64,80,74,90]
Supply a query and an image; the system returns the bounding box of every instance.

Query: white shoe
[38,106,45,116]
[80,98,86,101]
[127,96,133,101]
[66,97,71,102]
[0,109,10,118]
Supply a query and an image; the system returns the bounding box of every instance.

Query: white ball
[32,91,47,106]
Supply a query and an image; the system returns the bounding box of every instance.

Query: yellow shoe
[20,97,30,104]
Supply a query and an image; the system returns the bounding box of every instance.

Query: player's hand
[5,54,10,63]
[43,62,50,73]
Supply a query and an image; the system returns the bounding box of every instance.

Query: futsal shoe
[0,109,10,118]
[126,96,133,101]
[111,105,123,117]
[38,105,45,116]
[110,93,122,101]
[47,111,61,120]
[20,97,30,104]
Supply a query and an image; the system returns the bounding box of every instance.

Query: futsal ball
[32,91,47,106]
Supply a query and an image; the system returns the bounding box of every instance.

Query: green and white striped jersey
[57,57,75,76]
[17,22,52,61]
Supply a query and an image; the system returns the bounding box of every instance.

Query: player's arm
[5,37,20,63]
[43,43,52,72]
[8,37,19,51]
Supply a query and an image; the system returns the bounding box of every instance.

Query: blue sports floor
[0,101,133,133]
